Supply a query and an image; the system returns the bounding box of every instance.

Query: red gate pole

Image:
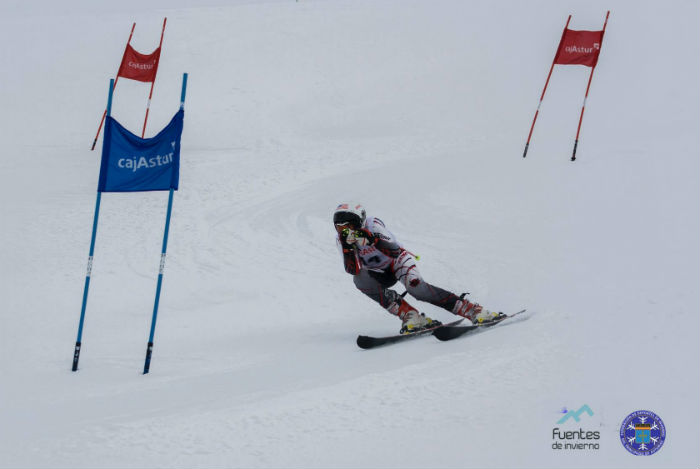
[571,11,610,162]
[141,18,167,138]
[523,15,571,158]
[91,23,136,151]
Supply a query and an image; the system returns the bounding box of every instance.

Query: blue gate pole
[143,73,187,374]
[72,79,114,372]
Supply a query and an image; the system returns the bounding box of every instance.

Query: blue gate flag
[98,109,184,192]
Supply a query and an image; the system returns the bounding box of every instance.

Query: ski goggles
[334,222,351,236]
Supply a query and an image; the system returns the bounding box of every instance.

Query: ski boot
[400,310,437,334]
[452,297,504,325]
[389,299,436,334]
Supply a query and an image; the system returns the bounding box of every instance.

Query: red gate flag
[117,44,161,82]
[554,29,604,67]
[91,19,167,151]
[522,11,609,161]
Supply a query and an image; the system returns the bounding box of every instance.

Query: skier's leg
[393,250,483,316]
[393,251,499,323]
[353,269,431,329]
[392,250,460,310]
[352,269,401,310]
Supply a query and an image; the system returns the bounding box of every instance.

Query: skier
[333,202,501,333]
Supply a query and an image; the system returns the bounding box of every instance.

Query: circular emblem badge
[620,410,666,455]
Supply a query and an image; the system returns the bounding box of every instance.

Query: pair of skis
[356,309,526,349]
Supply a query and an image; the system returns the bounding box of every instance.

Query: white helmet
[333,202,366,228]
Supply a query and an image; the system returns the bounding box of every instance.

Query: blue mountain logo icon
[558,405,594,424]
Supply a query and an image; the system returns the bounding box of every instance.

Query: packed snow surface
[1,1,698,468]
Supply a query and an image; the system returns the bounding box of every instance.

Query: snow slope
[1,1,698,468]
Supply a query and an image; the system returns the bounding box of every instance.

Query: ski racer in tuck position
[334,202,501,334]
